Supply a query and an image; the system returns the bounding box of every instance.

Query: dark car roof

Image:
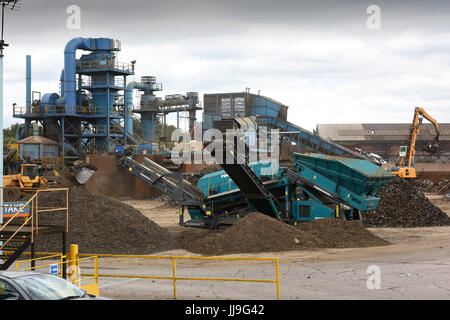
[0,271,45,279]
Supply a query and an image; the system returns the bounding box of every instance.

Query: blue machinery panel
[122,149,395,229]
[189,151,395,227]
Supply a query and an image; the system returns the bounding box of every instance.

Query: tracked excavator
[390,107,440,178]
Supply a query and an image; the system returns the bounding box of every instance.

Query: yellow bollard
[68,244,80,285]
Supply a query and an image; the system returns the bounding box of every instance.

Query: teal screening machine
[122,144,395,229]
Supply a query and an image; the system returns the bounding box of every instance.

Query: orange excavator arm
[406,107,440,167]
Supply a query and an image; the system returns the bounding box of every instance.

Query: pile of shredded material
[29,188,396,255]
[362,178,450,228]
[32,187,178,254]
[176,212,389,255]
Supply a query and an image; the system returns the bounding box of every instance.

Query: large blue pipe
[16,124,26,141]
[58,38,94,114]
[125,81,147,135]
[59,70,64,96]
[57,37,114,115]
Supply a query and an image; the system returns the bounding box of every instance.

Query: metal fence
[15,253,99,295]
[78,253,280,300]
[11,250,280,299]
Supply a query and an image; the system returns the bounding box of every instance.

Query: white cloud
[2,1,450,134]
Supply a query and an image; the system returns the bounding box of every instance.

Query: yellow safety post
[172,257,177,299]
[68,244,80,285]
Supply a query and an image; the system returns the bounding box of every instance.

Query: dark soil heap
[33,187,177,254]
[361,177,450,228]
[31,187,394,256]
[177,212,389,255]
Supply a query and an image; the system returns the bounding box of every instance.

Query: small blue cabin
[18,136,59,161]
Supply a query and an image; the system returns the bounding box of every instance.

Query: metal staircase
[0,226,32,270]
[0,189,69,271]
[110,121,144,146]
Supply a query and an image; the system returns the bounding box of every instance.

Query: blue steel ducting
[250,96,283,119]
[41,92,60,113]
[59,70,64,96]
[126,81,160,142]
[125,81,147,135]
[52,37,114,115]
[58,38,95,114]
[16,124,26,141]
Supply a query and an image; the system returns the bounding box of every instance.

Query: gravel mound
[362,178,450,228]
[33,187,177,254]
[177,212,389,255]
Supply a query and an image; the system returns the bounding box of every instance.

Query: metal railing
[91,124,123,135]
[34,188,69,235]
[13,105,28,116]
[41,156,64,170]
[16,253,66,276]
[9,250,280,299]
[0,188,69,251]
[44,105,73,114]
[13,104,122,116]
[0,194,36,249]
[78,60,133,73]
[79,77,125,88]
[78,253,280,300]
[15,253,99,296]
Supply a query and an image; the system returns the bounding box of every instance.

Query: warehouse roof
[316,123,450,141]
[18,135,59,145]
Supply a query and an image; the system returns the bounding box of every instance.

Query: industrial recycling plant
[13,37,201,164]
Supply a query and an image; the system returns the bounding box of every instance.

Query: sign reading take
[2,202,30,218]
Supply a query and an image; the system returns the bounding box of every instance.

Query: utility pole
[0,0,20,228]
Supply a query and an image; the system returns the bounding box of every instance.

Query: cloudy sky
[2,0,450,131]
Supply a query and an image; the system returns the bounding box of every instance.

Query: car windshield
[13,274,85,300]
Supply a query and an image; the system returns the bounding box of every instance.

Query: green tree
[3,123,20,144]
[3,123,43,145]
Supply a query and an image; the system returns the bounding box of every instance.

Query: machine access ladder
[0,227,32,270]
[0,189,68,271]
[110,121,144,146]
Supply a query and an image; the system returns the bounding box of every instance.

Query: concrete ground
[91,195,450,300]
[13,195,450,300]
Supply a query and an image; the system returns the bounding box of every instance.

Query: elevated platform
[0,224,65,235]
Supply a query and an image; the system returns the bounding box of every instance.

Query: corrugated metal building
[316,123,450,163]
[203,92,288,131]
[18,135,59,161]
